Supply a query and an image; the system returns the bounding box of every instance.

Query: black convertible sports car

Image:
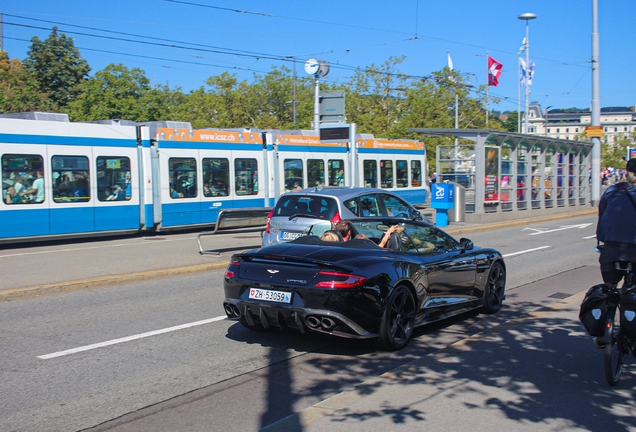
[223,217,506,350]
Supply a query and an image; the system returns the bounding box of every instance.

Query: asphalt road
[3,213,635,431]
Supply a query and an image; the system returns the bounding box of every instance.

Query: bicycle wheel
[604,306,625,386]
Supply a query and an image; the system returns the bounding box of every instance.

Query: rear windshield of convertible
[273,195,338,220]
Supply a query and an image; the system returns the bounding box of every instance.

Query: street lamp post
[518,13,536,134]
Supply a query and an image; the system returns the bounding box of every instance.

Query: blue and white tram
[262,131,429,206]
[263,131,351,206]
[150,125,268,228]
[0,114,146,242]
[355,136,429,204]
[0,113,429,243]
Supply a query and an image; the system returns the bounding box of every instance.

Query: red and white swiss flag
[488,56,503,86]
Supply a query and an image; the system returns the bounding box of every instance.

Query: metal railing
[197,207,271,255]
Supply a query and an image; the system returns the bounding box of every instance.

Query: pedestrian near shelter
[410,128,594,224]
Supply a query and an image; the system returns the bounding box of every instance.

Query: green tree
[345,56,411,138]
[602,134,632,168]
[23,27,90,108]
[66,63,177,122]
[502,111,519,132]
[0,51,52,113]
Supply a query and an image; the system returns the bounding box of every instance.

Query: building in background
[523,103,636,144]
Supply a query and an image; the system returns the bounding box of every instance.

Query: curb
[0,262,230,301]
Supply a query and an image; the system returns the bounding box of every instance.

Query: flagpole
[486,51,489,126]
[518,51,522,133]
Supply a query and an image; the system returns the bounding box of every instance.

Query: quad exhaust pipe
[306,316,320,328]
[224,303,241,318]
[306,315,336,331]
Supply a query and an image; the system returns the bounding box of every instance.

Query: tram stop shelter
[410,128,594,224]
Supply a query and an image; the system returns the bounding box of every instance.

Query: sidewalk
[262,264,631,432]
[0,210,597,301]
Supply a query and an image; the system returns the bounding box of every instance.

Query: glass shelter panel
[485,147,499,204]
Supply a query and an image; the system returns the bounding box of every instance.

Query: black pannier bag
[579,284,611,337]
[620,292,636,339]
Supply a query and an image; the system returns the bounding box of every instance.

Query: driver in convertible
[334,220,353,242]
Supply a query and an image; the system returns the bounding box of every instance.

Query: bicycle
[600,261,636,386]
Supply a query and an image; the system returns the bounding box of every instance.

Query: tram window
[96,156,130,202]
[203,158,229,197]
[51,156,90,203]
[307,159,325,188]
[235,158,258,196]
[411,160,422,187]
[363,160,377,188]
[396,160,408,188]
[359,194,381,217]
[380,160,393,189]
[328,159,345,186]
[2,154,44,204]
[169,157,197,199]
[284,159,303,192]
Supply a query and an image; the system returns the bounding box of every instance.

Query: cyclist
[596,158,636,286]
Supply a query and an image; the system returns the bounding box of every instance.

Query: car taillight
[265,209,274,234]
[224,261,241,278]
[315,271,367,288]
[330,212,341,223]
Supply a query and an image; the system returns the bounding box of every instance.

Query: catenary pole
[591,0,601,205]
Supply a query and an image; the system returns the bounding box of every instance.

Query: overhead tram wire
[3,14,289,61]
[161,0,415,37]
[6,12,589,87]
[4,21,434,82]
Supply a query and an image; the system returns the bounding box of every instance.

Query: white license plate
[281,231,302,241]
[248,288,292,304]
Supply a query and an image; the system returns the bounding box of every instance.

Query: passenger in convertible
[320,231,341,242]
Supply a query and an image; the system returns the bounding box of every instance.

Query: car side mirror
[459,238,474,251]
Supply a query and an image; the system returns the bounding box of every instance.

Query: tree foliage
[502,111,519,132]
[66,64,176,122]
[14,33,512,172]
[0,52,52,113]
[601,134,632,168]
[23,27,90,108]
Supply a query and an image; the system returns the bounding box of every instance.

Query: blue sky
[3,1,634,114]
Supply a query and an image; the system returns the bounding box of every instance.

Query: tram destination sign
[320,123,350,143]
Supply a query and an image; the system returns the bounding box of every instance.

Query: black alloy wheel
[378,285,416,350]
[482,262,506,314]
